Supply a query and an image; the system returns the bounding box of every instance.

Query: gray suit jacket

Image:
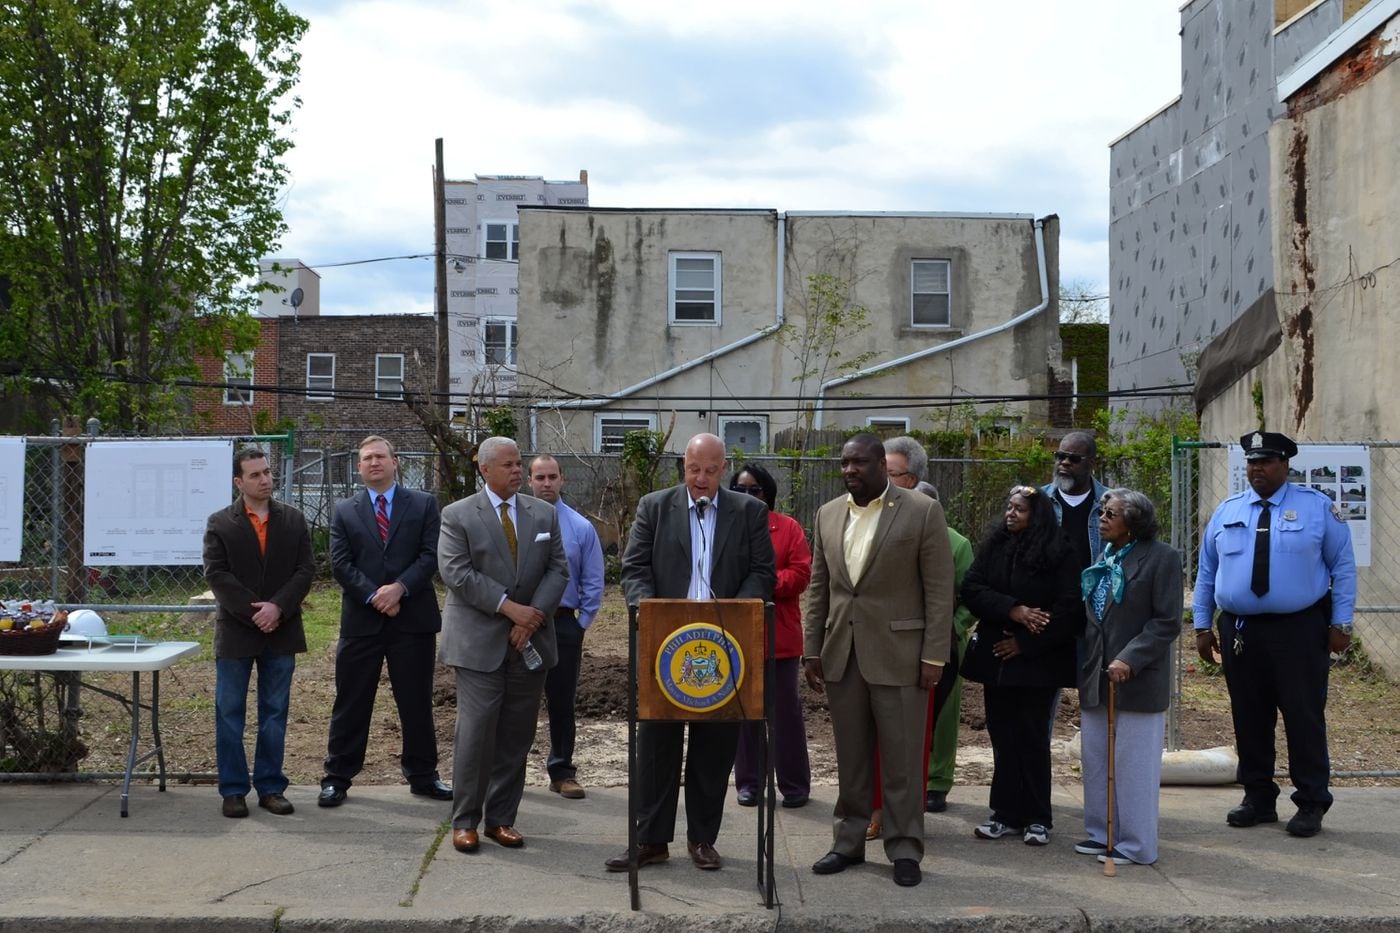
[437,490,568,673]
[621,485,775,605]
[1077,538,1183,712]
[803,484,955,686]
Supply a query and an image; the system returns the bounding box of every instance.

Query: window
[719,415,767,453]
[911,259,951,327]
[596,414,658,453]
[866,416,910,433]
[306,353,335,400]
[669,252,721,324]
[484,320,518,366]
[223,351,253,405]
[375,354,405,400]
[297,448,324,486]
[483,222,519,261]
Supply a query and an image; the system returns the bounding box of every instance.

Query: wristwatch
[1331,623,1354,636]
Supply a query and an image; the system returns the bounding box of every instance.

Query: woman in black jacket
[961,484,1085,846]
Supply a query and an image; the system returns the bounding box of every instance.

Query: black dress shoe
[605,843,669,872]
[1286,806,1325,837]
[782,794,809,809]
[1227,801,1278,827]
[811,851,864,875]
[736,789,758,807]
[410,779,452,800]
[925,790,947,813]
[318,785,347,808]
[892,858,921,887]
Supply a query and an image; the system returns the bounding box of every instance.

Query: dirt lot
[52,590,1400,792]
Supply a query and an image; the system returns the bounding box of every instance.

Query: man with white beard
[1039,432,1110,572]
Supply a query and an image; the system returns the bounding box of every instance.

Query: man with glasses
[1039,432,1110,572]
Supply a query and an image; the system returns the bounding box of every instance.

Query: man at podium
[605,433,775,873]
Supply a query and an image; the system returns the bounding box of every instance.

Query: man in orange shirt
[203,448,315,819]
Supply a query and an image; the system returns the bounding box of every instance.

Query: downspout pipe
[530,213,788,449]
[813,216,1050,430]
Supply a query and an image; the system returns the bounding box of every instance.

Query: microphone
[696,495,711,519]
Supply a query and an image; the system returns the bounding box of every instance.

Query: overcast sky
[275,0,1185,316]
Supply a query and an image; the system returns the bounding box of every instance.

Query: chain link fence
[1,432,288,777]
[1170,438,1400,776]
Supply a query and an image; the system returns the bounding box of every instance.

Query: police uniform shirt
[1191,481,1357,628]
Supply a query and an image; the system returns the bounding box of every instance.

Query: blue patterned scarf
[1082,541,1136,623]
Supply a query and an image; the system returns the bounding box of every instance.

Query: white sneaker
[974,820,1021,840]
[1023,823,1050,846]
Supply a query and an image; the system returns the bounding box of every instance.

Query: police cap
[1240,431,1298,460]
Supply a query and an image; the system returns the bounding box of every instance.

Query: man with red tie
[318,435,451,807]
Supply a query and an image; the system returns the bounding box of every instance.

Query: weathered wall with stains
[517,208,1059,453]
[1203,12,1400,440]
[1109,0,1341,416]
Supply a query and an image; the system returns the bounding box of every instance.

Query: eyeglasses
[1011,485,1037,498]
[1102,508,1120,520]
[1054,451,1085,464]
[887,469,913,478]
[732,484,765,497]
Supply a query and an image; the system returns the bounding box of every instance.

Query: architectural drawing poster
[0,437,24,562]
[1227,443,1371,567]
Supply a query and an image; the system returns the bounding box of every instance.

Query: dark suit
[621,485,776,847]
[438,490,568,831]
[322,485,443,790]
[804,483,954,863]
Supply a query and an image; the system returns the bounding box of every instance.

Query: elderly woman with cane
[1077,488,1182,866]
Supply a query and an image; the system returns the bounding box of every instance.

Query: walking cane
[1103,677,1118,878]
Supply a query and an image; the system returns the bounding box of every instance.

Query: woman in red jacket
[730,462,813,808]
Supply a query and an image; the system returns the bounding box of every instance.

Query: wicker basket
[0,611,68,657]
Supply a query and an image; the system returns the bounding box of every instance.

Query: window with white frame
[911,259,952,327]
[297,448,324,486]
[596,414,658,453]
[223,351,254,405]
[669,252,721,324]
[484,320,518,366]
[866,416,910,433]
[483,222,519,261]
[306,353,335,400]
[375,354,405,400]
[719,415,767,453]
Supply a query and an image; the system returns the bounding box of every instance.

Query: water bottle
[521,639,543,671]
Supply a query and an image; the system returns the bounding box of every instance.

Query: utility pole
[433,138,450,489]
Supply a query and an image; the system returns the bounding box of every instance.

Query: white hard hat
[65,609,107,637]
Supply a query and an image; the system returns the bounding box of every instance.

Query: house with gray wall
[516,207,1060,454]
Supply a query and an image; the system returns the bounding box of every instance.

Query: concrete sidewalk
[2,781,1399,931]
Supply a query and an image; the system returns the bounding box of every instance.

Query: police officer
[1193,431,1356,838]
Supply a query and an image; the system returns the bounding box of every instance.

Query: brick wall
[193,318,280,434]
[275,314,437,450]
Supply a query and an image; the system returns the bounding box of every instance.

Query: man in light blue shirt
[529,454,604,799]
[1193,431,1356,838]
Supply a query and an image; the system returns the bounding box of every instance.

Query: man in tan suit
[803,434,955,888]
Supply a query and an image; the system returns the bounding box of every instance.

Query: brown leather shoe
[604,843,669,872]
[485,825,524,848]
[550,777,586,799]
[451,828,479,853]
[687,840,722,870]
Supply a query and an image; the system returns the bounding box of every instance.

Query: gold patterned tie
[499,501,518,562]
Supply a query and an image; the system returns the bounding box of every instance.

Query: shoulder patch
[1331,504,1346,523]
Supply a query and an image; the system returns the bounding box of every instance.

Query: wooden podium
[626,598,775,909]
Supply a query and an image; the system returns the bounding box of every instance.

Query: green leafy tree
[0,0,307,430]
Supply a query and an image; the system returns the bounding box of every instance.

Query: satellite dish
[289,287,304,310]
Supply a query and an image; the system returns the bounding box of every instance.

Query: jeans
[216,653,296,798]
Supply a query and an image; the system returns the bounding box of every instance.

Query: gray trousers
[1080,705,1165,864]
[450,657,547,831]
[827,671,930,863]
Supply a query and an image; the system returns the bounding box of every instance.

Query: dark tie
[1250,500,1271,597]
[375,494,390,543]
[499,501,518,562]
